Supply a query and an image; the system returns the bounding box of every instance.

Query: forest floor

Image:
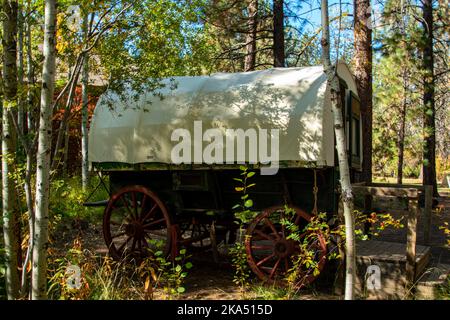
[52,189,450,300]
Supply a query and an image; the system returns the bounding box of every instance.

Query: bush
[403,165,420,179]
[47,237,193,300]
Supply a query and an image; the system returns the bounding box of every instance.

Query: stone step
[355,240,431,299]
[415,263,450,299]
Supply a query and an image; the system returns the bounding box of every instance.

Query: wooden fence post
[406,192,418,290]
[423,185,433,245]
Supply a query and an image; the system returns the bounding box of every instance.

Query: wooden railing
[351,183,433,287]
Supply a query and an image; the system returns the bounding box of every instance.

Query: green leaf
[177,287,186,293]
[175,265,182,272]
[244,199,253,208]
[247,172,255,178]
[235,187,244,192]
[185,262,193,269]
[179,249,186,255]
[155,251,163,256]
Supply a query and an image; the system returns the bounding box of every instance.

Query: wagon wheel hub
[125,221,144,238]
[273,239,295,258]
[245,205,328,288]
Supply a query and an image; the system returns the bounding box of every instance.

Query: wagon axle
[124,221,144,238]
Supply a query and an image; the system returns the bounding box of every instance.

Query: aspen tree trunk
[354,0,372,184]
[26,0,35,133]
[320,0,356,300]
[32,0,57,300]
[2,0,21,300]
[273,0,285,67]
[17,7,25,134]
[244,0,258,72]
[21,150,34,296]
[21,0,36,296]
[81,13,90,190]
[422,0,438,197]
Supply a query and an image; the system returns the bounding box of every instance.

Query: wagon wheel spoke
[131,237,137,252]
[284,258,289,272]
[180,224,188,236]
[256,253,275,267]
[137,236,143,254]
[191,222,197,239]
[140,194,148,215]
[121,195,135,218]
[111,232,126,239]
[117,236,132,253]
[294,214,302,225]
[140,238,150,255]
[254,229,275,242]
[251,244,272,250]
[280,211,286,237]
[143,218,166,229]
[264,218,281,240]
[141,203,158,222]
[269,258,281,279]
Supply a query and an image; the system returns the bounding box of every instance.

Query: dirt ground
[52,192,450,300]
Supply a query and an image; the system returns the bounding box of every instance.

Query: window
[351,115,360,157]
[349,94,361,166]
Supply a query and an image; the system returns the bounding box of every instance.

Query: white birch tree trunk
[21,0,36,297]
[81,12,90,190]
[26,0,34,132]
[320,0,356,300]
[31,0,57,300]
[2,0,21,300]
[17,7,25,134]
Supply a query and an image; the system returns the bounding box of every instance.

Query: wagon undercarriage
[96,167,337,287]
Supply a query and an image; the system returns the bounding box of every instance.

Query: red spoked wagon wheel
[245,206,327,288]
[179,217,212,251]
[103,186,172,261]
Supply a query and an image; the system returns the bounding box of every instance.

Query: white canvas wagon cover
[88,62,358,167]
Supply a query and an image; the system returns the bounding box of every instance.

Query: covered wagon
[88,62,362,285]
